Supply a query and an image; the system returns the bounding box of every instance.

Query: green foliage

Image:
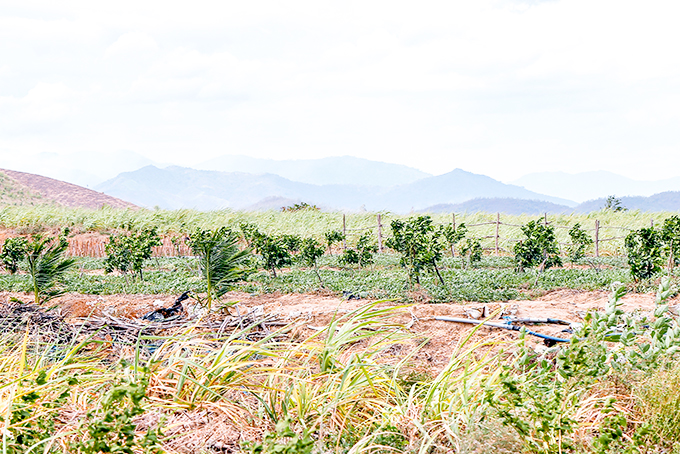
[242,418,314,454]
[625,227,663,280]
[24,232,76,305]
[441,222,467,255]
[72,372,162,454]
[661,215,680,271]
[3,372,72,453]
[386,215,446,285]
[0,236,27,274]
[339,232,377,267]
[604,195,627,212]
[514,220,562,272]
[253,233,292,278]
[299,237,325,286]
[458,237,483,269]
[281,202,319,212]
[567,223,594,262]
[280,234,303,254]
[104,228,162,280]
[188,227,253,311]
[323,230,345,254]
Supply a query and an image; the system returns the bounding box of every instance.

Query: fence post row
[495,212,500,256]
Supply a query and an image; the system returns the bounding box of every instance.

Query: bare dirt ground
[2,288,665,368]
[1,288,669,453]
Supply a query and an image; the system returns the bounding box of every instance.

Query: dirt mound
[0,168,137,209]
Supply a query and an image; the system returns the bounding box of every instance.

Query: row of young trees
[2,214,678,308]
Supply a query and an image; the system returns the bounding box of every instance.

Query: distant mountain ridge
[96,165,575,212]
[196,155,432,187]
[513,171,680,203]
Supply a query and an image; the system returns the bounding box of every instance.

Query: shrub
[386,215,445,285]
[299,237,325,286]
[567,223,593,262]
[253,233,292,278]
[625,227,663,280]
[339,232,377,268]
[514,220,562,272]
[104,228,162,281]
[441,222,467,256]
[0,236,27,274]
[459,237,483,269]
[323,230,345,255]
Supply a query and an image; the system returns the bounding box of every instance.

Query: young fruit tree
[386,215,446,286]
[104,228,162,281]
[252,232,293,278]
[567,223,593,262]
[0,236,28,274]
[323,230,345,255]
[188,227,252,311]
[299,237,326,287]
[661,215,680,273]
[459,237,483,269]
[514,220,562,272]
[339,232,377,267]
[625,227,663,281]
[441,222,467,257]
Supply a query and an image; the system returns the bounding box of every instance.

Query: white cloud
[1,0,680,182]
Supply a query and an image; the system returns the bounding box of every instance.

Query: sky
[1,0,679,185]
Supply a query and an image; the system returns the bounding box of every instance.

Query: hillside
[423,198,572,215]
[575,191,680,213]
[0,169,137,209]
[513,171,680,203]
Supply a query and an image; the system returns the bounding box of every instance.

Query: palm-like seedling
[189,227,252,311]
[24,234,76,305]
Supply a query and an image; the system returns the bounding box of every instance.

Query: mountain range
[95,165,573,212]
[513,171,680,203]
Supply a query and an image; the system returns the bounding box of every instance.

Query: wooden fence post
[595,220,600,258]
[495,212,500,256]
[377,214,383,253]
[342,214,347,251]
[651,219,654,228]
[544,212,548,226]
[452,213,456,256]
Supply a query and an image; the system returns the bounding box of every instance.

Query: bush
[339,232,377,268]
[0,236,27,274]
[567,223,593,262]
[104,228,162,281]
[386,215,446,285]
[514,220,562,272]
[625,227,663,280]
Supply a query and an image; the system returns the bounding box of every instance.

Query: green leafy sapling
[625,227,663,281]
[324,230,345,255]
[458,237,483,269]
[441,222,467,257]
[104,228,162,281]
[0,236,28,274]
[253,233,292,278]
[567,223,593,262]
[386,216,446,286]
[299,237,326,287]
[24,231,76,306]
[339,232,377,267]
[661,215,680,273]
[188,227,253,311]
[514,220,562,273]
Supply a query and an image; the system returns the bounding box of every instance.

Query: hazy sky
[1,0,679,183]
